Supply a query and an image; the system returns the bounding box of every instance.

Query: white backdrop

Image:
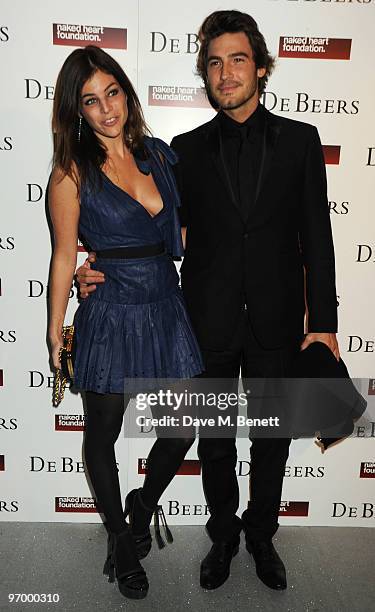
[1,0,374,526]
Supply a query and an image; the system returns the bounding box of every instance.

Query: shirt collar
[218,103,263,139]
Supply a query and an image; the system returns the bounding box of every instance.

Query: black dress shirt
[218,104,264,218]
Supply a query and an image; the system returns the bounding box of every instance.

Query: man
[77,10,339,592]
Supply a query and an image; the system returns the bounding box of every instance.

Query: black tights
[84,391,194,534]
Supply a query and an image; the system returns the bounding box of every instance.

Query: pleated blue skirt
[73,252,204,393]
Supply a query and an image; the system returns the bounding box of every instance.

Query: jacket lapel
[253,108,281,206]
[204,115,245,221]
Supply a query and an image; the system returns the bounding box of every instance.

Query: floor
[0,524,373,612]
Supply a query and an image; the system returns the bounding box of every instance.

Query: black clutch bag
[53,325,75,407]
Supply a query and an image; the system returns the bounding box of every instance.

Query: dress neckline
[100,164,165,220]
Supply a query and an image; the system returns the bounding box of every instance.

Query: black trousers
[198,309,300,543]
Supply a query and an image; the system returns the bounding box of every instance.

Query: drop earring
[77,116,82,142]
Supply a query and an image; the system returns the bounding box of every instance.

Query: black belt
[96,242,165,259]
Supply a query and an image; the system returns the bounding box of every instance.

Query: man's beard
[210,81,258,111]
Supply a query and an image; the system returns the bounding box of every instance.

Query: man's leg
[241,315,299,589]
[244,437,290,542]
[198,435,242,540]
[197,321,244,589]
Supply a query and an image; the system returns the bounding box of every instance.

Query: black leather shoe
[200,539,239,590]
[246,538,287,590]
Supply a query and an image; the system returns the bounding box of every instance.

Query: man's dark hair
[197,10,275,100]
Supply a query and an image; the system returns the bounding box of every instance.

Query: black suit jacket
[171,105,337,351]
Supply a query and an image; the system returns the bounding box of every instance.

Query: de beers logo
[360,462,375,478]
[55,497,98,513]
[279,37,352,60]
[279,501,309,516]
[0,136,12,151]
[53,24,127,50]
[0,26,9,43]
[138,458,201,475]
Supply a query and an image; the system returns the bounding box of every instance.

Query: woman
[48,46,203,600]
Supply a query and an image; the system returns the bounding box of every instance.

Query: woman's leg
[84,391,128,533]
[131,386,196,535]
[84,391,149,599]
[141,437,195,509]
[128,436,195,539]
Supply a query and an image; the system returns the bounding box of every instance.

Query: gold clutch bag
[53,325,75,407]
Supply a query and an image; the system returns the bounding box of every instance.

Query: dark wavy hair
[52,45,149,189]
[196,10,275,107]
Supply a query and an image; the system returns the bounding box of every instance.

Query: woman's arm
[181,226,187,250]
[48,168,80,368]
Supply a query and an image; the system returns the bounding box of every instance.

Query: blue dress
[73,137,204,393]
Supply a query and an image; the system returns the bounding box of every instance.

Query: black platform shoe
[103,529,149,599]
[124,489,173,559]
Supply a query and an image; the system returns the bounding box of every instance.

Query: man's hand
[76,252,104,298]
[300,332,340,361]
